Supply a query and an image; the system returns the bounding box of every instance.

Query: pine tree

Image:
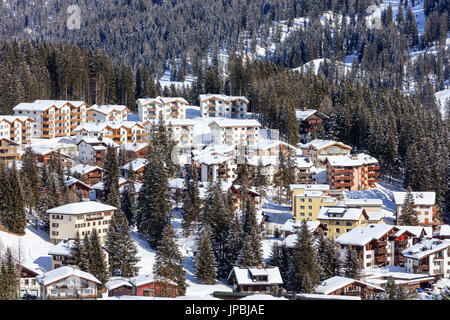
[385,276,397,300]
[224,214,244,275]
[1,164,26,234]
[254,157,268,197]
[87,229,109,286]
[398,186,420,226]
[291,220,320,293]
[238,199,263,267]
[153,223,186,296]
[103,145,120,211]
[343,246,361,280]
[194,225,217,284]
[0,261,8,300]
[70,231,87,270]
[182,164,202,237]
[20,147,40,214]
[105,211,140,277]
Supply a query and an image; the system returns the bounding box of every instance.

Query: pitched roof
[121,158,149,171]
[326,153,379,167]
[315,276,384,295]
[295,109,317,121]
[317,206,367,221]
[88,104,129,115]
[299,139,351,151]
[227,266,283,285]
[208,119,261,128]
[70,164,103,175]
[392,191,436,206]
[46,201,117,215]
[137,96,188,106]
[401,239,450,260]
[335,224,396,246]
[36,266,101,285]
[129,274,177,287]
[199,94,249,104]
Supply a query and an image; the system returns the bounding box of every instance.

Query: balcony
[375,254,387,263]
[334,175,354,181]
[368,165,381,170]
[376,240,387,246]
[375,247,387,254]
[368,172,380,177]
[332,168,354,174]
[416,265,429,272]
[332,182,354,188]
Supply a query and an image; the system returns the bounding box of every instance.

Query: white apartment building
[74,121,148,145]
[13,100,89,138]
[77,138,119,166]
[392,191,440,226]
[402,239,450,278]
[192,145,238,184]
[87,104,130,123]
[137,96,188,121]
[209,119,261,147]
[47,201,117,244]
[0,116,34,145]
[199,94,248,118]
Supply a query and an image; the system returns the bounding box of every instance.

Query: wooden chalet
[0,138,20,163]
[227,266,283,294]
[105,278,133,297]
[316,276,385,300]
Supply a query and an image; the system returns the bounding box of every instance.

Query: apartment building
[0,116,34,145]
[402,239,450,278]
[77,138,119,166]
[336,224,399,269]
[199,94,248,119]
[325,153,381,191]
[13,100,89,138]
[0,138,20,163]
[137,96,188,121]
[47,201,116,244]
[209,119,261,147]
[74,121,148,145]
[392,191,441,227]
[317,206,369,239]
[86,104,130,123]
[299,139,352,166]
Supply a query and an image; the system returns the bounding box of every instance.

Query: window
[336,228,340,233]
[300,199,305,202]
[308,206,312,209]
[308,213,312,217]
[308,199,312,202]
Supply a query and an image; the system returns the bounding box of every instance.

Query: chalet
[65,177,92,199]
[86,104,130,124]
[296,108,329,142]
[120,158,149,182]
[317,206,369,239]
[70,164,104,185]
[48,239,109,270]
[325,153,381,191]
[227,266,283,294]
[280,219,328,238]
[247,140,297,157]
[299,139,352,166]
[315,276,385,300]
[36,266,101,300]
[18,263,42,299]
[336,224,399,269]
[32,146,72,165]
[192,146,237,184]
[47,201,116,244]
[120,142,149,160]
[402,239,450,279]
[229,185,262,211]
[77,137,119,166]
[105,278,133,297]
[392,191,441,227]
[387,227,429,267]
[0,138,20,163]
[129,274,178,297]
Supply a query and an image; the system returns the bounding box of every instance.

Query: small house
[227,266,283,294]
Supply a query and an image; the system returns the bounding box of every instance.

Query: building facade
[199,94,248,118]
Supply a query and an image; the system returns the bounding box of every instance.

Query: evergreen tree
[20,147,40,214]
[1,164,26,234]
[291,220,320,293]
[223,214,244,275]
[194,225,217,284]
[182,164,202,237]
[103,145,120,211]
[87,229,109,286]
[70,231,88,271]
[343,246,361,280]
[385,276,397,300]
[153,223,186,296]
[398,186,420,226]
[105,211,140,277]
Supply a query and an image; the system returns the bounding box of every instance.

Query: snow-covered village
[0,0,449,307]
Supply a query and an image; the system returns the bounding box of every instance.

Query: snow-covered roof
[239,294,288,300]
[36,266,101,286]
[344,198,383,207]
[199,94,249,104]
[105,278,133,291]
[168,178,185,189]
[129,274,177,287]
[48,239,74,256]
[75,121,144,133]
[434,225,450,237]
[14,100,84,112]
[326,153,379,167]
[193,152,235,165]
[315,276,384,295]
[137,96,188,106]
[46,201,117,215]
[298,139,352,151]
[392,226,432,238]
[208,119,261,128]
[335,224,396,246]
[88,104,129,115]
[317,206,366,221]
[248,139,298,153]
[401,239,450,260]
[366,211,384,222]
[280,219,322,233]
[121,158,149,171]
[228,266,283,285]
[70,164,103,175]
[121,142,148,152]
[0,115,34,123]
[295,109,317,121]
[92,178,128,191]
[289,184,330,191]
[65,176,92,190]
[166,119,196,126]
[392,191,436,206]
[361,268,436,286]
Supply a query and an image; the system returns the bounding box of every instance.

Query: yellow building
[290,184,339,221]
[317,206,369,239]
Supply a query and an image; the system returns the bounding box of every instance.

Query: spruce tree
[385,276,397,300]
[153,223,186,296]
[238,199,263,267]
[398,186,419,226]
[87,229,109,286]
[194,225,217,284]
[20,147,40,214]
[103,145,120,211]
[343,246,361,280]
[223,214,244,275]
[182,164,201,237]
[2,164,26,234]
[291,220,320,293]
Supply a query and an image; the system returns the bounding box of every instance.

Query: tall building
[199,94,248,118]
[137,97,188,121]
